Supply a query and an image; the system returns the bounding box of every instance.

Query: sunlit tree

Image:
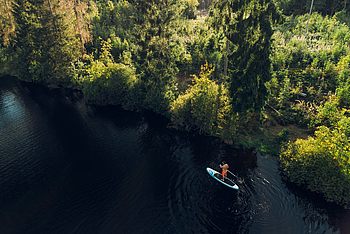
[13,0,81,83]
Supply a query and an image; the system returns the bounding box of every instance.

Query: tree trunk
[224,39,229,78]
[73,0,84,49]
[47,0,54,16]
[306,0,315,33]
[345,0,347,10]
[47,0,58,32]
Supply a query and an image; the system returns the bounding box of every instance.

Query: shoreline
[2,75,307,155]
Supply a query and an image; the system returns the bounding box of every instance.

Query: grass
[236,124,310,156]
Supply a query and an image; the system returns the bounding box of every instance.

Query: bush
[170,66,238,140]
[82,62,137,108]
[142,78,179,116]
[77,40,138,109]
[310,96,348,128]
[337,83,350,107]
[336,55,350,107]
[0,46,15,76]
[280,114,350,206]
[268,13,350,125]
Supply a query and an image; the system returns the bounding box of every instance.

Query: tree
[124,0,191,113]
[170,65,238,140]
[275,0,350,16]
[0,0,15,46]
[13,0,81,84]
[198,0,213,10]
[210,0,278,112]
[13,0,43,80]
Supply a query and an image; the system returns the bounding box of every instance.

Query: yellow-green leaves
[281,112,350,206]
[170,65,238,141]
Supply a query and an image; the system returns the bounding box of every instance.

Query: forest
[0,0,350,207]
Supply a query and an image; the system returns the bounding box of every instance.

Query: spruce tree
[211,0,278,112]
[127,0,189,112]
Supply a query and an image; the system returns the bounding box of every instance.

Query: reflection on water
[0,76,349,234]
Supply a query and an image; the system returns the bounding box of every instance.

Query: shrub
[268,13,350,125]
[170,66,238,140]
[280,114,350,206]
[77,40,138,109]
[0,46,15,76]
[83,61,137,108]
[337,83,350,107]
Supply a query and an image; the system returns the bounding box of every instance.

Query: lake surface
[0,76,349,234]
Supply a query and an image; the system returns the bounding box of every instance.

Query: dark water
[0,76,349,234]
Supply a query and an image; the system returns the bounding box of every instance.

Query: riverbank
[3,74,308,157]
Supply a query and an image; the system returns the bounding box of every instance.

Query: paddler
[220,161,229,181]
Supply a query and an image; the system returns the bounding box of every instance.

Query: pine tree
[211,0,278,111]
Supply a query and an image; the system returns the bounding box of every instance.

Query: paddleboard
[206,167,239,190]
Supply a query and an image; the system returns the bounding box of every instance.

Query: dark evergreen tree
[211,0,278,111]
[126,0,189,113]
[13,0,43,80]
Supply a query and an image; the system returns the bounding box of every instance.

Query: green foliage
[334,10,350,27]
[182,16,223,77]
[13,0,81,84]
[136,34,180,114]
[280,114,350,206]
[0,46,16,76]
[77,40,138,109]
[276,0,349,16]
[277,128,289,143]
[183,0,199,19]
[336,54,350,107]
[92,0,135,43]
[210,0,278,111]
[0,0,15,46]
[268,13,350,125]
[125,0,193,114]
[170,65,238,140]
[90,0,203,114]
[310,96,347,128]
[83,62,138,108]
[274,13,350,206]
[337,83,350,107]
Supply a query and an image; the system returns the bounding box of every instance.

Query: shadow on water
[0,76,349,234]
[283,179,350,233]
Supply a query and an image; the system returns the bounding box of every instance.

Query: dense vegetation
[0,0,350,206]
[281,97,350,205]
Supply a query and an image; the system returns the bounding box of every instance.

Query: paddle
[227,170,239,179]
[227,170,244,184]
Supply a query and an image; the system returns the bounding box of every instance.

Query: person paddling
[220,161,229,181]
